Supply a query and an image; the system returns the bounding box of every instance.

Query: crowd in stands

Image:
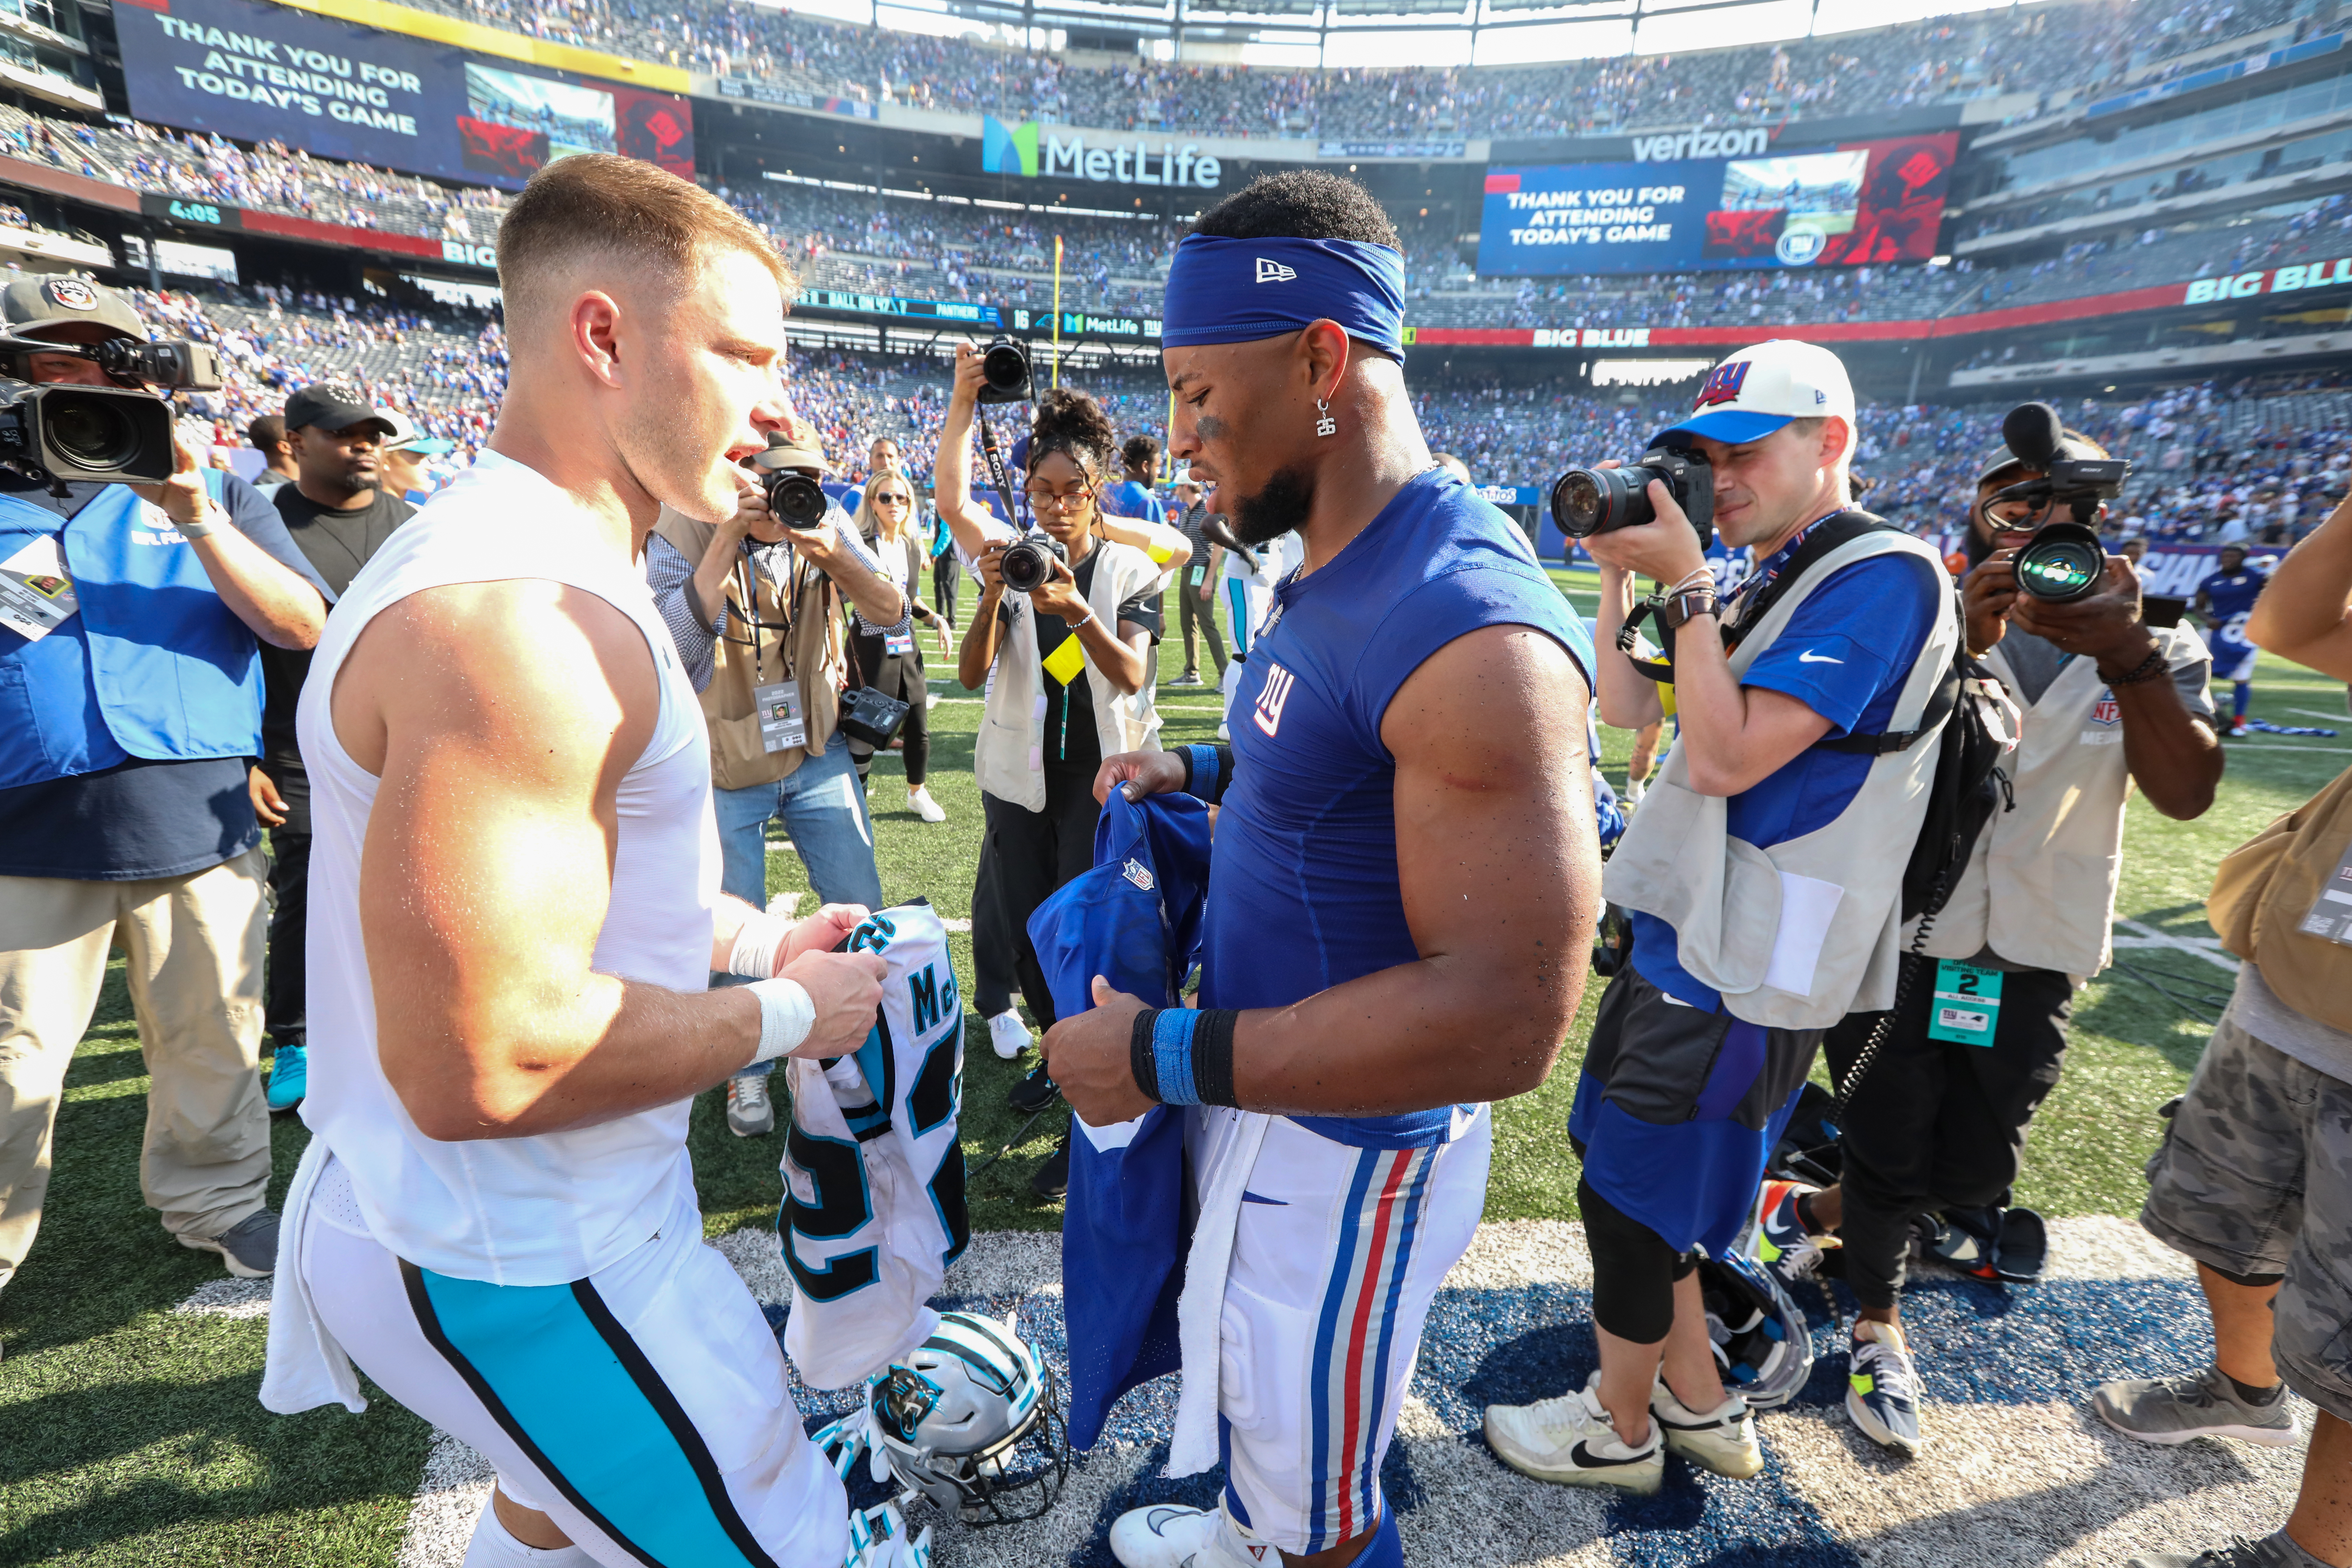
[384,0,2305,142]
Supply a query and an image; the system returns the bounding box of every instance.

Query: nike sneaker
[1483,1372,1663,1493]
[1651,1378,1763,1479]
[988,1009,1033,1062]
[2094,1365,2301,1448]
[181,1208,280,1279]
[726,1071,775,1138]
[1845,1321,1923,1453]
[264,1041,308,1113]
[1752,1178,1832,1287]
[1108,1502,1271,1568]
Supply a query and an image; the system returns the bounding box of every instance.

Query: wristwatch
[1659,589,1722,631]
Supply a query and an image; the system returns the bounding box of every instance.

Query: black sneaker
[180,1208,280,1278]
[1008,1063,1060,1114]
[1030,1137,1070,1199]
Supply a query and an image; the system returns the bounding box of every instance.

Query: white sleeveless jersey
[296,451,721,1286]
[780,902,969,1389]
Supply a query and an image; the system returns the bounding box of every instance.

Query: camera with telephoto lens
[749,431,831,530]
[976,338,1032,406]
[1552,443,1716,550]
[999,527,1068,595]
[1987,402,2132,604]
[0,332,224,485]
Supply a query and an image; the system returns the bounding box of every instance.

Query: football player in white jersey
[263,155,891,1568]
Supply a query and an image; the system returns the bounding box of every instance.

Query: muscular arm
[190,523,328,650]
[934,346,1016,556]
[2248,497,2352,680]
[336,581,877,1142]
[1592,563,1667,732]
[1046,625,1599,1119]
[1200,513,1252,557]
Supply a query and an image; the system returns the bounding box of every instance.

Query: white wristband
[727,912,793,979]
[746,976,815,1063]
[175,501,223,541]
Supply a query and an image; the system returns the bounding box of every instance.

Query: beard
[1231,465,1313,545]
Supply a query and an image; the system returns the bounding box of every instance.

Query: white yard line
[2290,708,2350,725]
[2113,917,2240,973]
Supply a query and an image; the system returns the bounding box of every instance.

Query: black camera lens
[2013,520,2107,602]
[1000,532,1065,594]
[978,338,1031,406]
[1550,465,1654,539]
[44,392,142,470]
[764,470,830,530]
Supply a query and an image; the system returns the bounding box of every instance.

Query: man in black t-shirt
[252,384,412,1113]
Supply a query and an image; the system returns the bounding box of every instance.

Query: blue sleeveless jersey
[1203,469,1593,1149]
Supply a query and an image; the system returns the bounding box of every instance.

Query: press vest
[0,470,249,792]
[1603,530,1961,1031]
[299,453,720,1286]
[652,506,842,792]
[974,538,1162,812]
[1921,625,2208,981]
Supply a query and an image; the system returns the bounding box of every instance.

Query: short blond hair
[495,154,791,330]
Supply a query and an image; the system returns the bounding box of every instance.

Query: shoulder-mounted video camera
[1985,402,2131,604]
[0,332,224,487]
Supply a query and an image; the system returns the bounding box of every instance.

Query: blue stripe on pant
[402,1261,779,1568]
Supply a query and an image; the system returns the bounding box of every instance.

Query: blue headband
[1162,234,1407,362]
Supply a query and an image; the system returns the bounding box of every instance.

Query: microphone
[2001,401,2066,468]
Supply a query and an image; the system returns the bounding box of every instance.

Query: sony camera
[1552,443,1715,550]
[749,431,831,530]
[976,338,1032,406]
[1000,528,1068,594]
[1986,402,2132,604]
[0,332,223,485]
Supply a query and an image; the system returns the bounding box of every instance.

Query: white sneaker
[908,786,947,822]
[988,1009,1032,1060]
[1108,1503,1265,1568]
[1216,721,1230,741]
[1625,778,1647,808]
[1652,1378,1763,1478]
[1483,1373,1662,1493]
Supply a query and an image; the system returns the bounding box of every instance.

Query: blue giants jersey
[1203,469,1593,1148]
[2199,567,2268,654]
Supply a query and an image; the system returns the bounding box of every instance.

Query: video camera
[1984,402,2132,604]
[1551,442,1716,552]
[749,430,831,530]
[975,338,1031,407]
[0,331,223,486]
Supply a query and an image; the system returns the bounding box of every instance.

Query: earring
[1315,399,1337,438]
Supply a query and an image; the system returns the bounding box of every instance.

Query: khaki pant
[0,848,272,1291]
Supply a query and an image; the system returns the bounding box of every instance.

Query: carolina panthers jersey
[780,902,971,1390]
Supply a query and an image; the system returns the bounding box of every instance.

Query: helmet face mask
[862,1312,1071,1527]
[1698,1253,1813,1409]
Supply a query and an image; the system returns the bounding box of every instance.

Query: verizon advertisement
[113,0,692,190]
[1479,132,1956,277]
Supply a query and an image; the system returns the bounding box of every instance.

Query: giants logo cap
[1652,339,1856,448]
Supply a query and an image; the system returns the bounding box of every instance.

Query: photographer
[1168,473,1228,688]
[937,365,1162,1197]
[0,276,330,1294]
[2101,492,2352,1568]
[845,472,951,822]
[645,414,907,1138]
[1484,341,1955,1489]
[1772,426,2222,1455]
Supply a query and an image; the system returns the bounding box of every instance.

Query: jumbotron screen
[112,0,694,190]
[1478,132,1955,276]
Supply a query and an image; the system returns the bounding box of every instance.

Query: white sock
[463,1501,600,1567]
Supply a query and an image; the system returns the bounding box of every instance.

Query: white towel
[259,1137,368,1415]
[1166,1106,1270,1477]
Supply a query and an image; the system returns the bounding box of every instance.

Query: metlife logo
[981,116,1222,189]
[2184,255,2352,304]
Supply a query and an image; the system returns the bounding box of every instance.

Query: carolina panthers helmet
[867,1311,1068,1526]
[1696,1252,1814,1409]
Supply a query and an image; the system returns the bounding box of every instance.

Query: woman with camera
[937,356,1164,1196]
[846,476,953,821]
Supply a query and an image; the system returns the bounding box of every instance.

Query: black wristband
[2097,647,2169,687]
[1192,1009,1241,1109]
[1130,1007,1163,1103]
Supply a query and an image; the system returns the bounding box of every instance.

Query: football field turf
[3,570,2344,1565]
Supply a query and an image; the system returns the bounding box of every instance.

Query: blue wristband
[1186,743,1224,804]
[1153,1008,1202,1107]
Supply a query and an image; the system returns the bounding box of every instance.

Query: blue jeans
[712,731,885,1080]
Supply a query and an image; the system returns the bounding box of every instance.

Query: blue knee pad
[1353,1506,1403,1568]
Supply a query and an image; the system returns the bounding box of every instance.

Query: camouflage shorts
[2142,1004,2352,1422]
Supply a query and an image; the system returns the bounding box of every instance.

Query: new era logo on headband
[1254,258,1298,284]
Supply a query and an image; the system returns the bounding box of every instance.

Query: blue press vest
[0,470,259,791]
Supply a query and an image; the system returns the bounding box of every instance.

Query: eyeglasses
[1025,488,1094,513]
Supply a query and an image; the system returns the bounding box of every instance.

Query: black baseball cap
[286,381,393,436]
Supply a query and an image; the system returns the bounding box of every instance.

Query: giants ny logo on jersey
[1692,359,1751,409]
[1255,662,1297,736]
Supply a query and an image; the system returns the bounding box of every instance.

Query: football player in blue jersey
[1042,171,1601,1568]
[2196,544,2270,736]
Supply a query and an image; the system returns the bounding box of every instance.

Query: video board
[1477,132,1955,276]
[113,0,693,191]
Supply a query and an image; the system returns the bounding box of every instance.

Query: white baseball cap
[1652,339,1856,448]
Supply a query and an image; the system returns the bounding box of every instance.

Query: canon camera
[1552,443,1716,551]
[0,331,223,485]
